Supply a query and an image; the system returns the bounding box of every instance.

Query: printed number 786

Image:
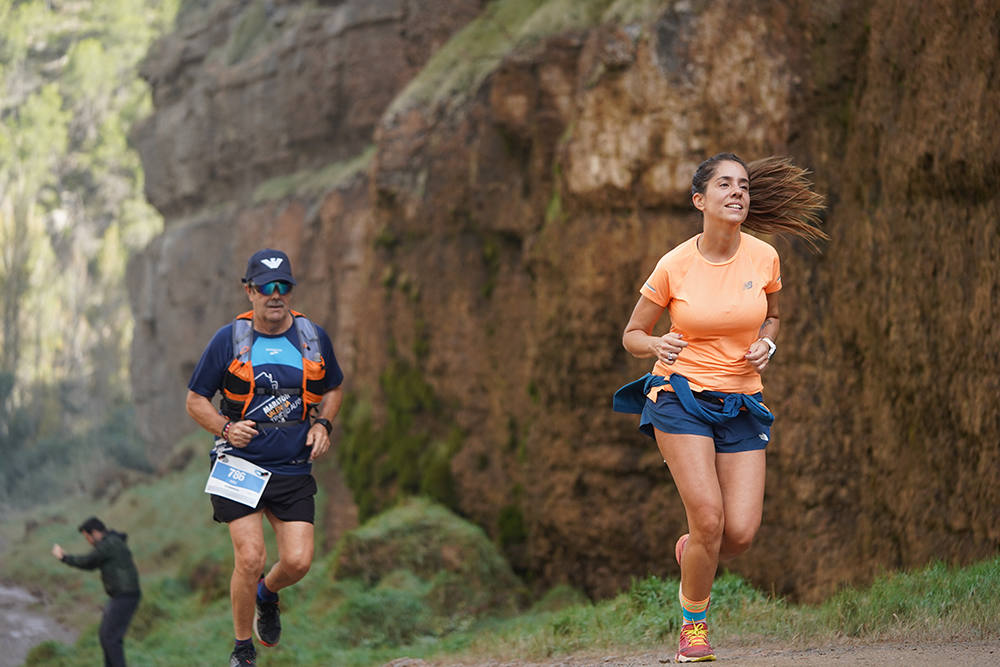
[228,468,246,482]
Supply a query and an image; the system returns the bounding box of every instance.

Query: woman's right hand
[653,332,687,365]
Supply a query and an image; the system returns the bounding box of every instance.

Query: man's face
[83,530,100,546]
[246,281,293,328]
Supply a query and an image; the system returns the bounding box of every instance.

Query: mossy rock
[330,498,525,619]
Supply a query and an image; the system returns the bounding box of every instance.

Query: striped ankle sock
[679,588,710,625]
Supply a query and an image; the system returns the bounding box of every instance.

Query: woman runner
[616,153,826,662]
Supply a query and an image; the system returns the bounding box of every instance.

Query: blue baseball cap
[243,248,297,285]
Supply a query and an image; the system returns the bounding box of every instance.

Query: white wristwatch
[759,336,777,359]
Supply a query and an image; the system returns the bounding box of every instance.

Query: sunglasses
[252,281,293,296]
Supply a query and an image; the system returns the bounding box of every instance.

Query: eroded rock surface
[130,0,1000,601]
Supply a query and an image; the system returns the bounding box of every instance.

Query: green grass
[817,559,1000,640]
[4,432,1000,666]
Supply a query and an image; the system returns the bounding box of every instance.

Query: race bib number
[205,454,271,507]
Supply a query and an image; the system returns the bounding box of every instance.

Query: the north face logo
[261,257,284,269]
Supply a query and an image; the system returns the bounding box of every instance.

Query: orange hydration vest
[219,310,326,422]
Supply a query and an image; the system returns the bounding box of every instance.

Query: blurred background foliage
[0,0,179,505]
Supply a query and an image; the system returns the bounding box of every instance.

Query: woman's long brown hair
[745,156,828,250]
[692,153,829,250]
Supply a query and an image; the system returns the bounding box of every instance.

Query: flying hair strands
[743,156,829,251]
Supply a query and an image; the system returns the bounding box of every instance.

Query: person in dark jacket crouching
[52,517,141,667]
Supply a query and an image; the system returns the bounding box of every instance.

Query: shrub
[329,498,527,643]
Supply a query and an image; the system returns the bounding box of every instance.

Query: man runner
[186,248,344,666]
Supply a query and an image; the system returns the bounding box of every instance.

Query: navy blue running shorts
[211,472,317,524]
[639,389,770,453]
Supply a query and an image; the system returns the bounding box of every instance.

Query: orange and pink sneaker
[675,533,689,565]
[675,621,716,662]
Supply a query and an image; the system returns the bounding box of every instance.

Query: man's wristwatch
[313,417,333,435]
[759,336,777,359]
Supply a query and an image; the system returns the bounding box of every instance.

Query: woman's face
[693,160,749,225]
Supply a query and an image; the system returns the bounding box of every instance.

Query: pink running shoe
[675,533,689,566]
[675,621,716,662]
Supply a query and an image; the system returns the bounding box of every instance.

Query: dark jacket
[61,531,140,597]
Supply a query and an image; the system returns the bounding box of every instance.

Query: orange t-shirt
[640,232,781,394]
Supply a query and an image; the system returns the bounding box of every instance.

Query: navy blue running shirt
[188,319,344,474]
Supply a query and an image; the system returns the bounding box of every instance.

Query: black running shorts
[210,472,317,524]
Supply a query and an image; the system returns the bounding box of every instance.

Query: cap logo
[261,257,284,269]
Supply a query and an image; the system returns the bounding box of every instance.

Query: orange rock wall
[130,0,1000,602]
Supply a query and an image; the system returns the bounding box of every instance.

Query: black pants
[99,592,140,667]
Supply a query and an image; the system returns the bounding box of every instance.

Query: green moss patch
[251,145,375,204]
[337,346,468,521]
[387,0,660,117]
[330,497,525,640]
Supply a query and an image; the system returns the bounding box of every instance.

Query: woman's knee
[688,504,725,542]
[720,526,758,560]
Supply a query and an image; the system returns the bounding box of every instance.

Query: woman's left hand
[745,341,771,372]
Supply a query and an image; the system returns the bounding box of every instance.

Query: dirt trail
[392,640,1000,666]
[0,583,76,667]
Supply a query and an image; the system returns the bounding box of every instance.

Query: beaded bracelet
[221,421,232,440]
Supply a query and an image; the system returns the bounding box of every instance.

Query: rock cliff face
[128,0,484,453]
[129,0,1000,602]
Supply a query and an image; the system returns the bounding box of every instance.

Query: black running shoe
[229,643,256,667]
[254,590,281,647]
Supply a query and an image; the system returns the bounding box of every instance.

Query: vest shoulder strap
[229,311,322,363]
[231,313,254,363]
[293,313,323,363]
